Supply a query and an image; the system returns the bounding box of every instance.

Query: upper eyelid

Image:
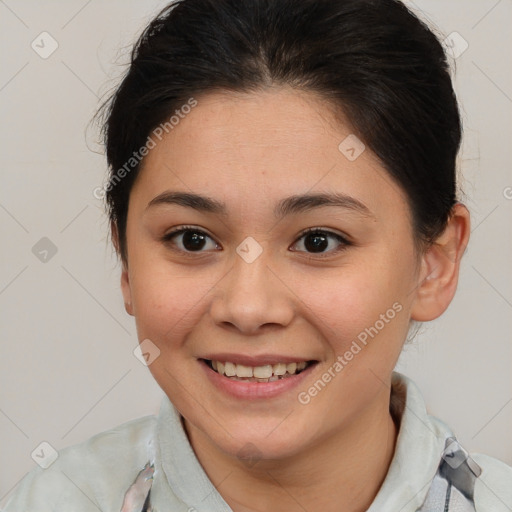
[296,226,350,240]
[163,225,216,241]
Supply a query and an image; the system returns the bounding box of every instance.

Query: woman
[4,0,511,511]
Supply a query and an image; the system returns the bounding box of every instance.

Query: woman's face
[121,87,424,460]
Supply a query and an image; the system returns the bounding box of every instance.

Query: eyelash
[161,225,352,258]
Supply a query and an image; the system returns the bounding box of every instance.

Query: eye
[161,226,219,254]
[161,225,352,257]
[291,228,352,257]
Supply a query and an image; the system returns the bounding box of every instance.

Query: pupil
[305,233,327,253]
[183,231,206,251]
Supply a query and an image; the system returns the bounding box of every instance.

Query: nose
[209,245,295,335]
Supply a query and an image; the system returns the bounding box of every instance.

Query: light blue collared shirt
[3,372,512,511]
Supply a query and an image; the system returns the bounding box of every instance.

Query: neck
[184,388,398,512]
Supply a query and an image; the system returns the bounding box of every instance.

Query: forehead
[130,88,409,221]
[155,88,351,160]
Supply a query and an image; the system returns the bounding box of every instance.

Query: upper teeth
[212,360,307,379]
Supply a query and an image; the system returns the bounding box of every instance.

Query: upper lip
[200,353,317,367]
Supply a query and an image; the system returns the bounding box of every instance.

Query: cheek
[289,255,413,355]
[294,264,403,330]
[129,261,216,347]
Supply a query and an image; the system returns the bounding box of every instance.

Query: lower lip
[199,359,318,400]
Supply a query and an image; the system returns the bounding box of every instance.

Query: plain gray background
[1,0,511,504]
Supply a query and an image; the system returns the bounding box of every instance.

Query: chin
[198,413,319,463]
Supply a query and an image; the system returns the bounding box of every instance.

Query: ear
[410,203,470,322]
[111,220,134,316]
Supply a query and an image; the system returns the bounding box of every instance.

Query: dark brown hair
[95,0,461,265]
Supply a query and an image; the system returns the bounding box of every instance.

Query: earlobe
[410,203,471,322]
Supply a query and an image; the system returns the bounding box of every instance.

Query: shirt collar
[367,371,453,511]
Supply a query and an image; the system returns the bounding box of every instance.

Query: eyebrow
[145,191,374,219]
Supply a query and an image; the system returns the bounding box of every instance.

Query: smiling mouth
[202,359,317,382]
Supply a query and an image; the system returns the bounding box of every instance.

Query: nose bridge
[233,239,273,294]
[210,237,294,333]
